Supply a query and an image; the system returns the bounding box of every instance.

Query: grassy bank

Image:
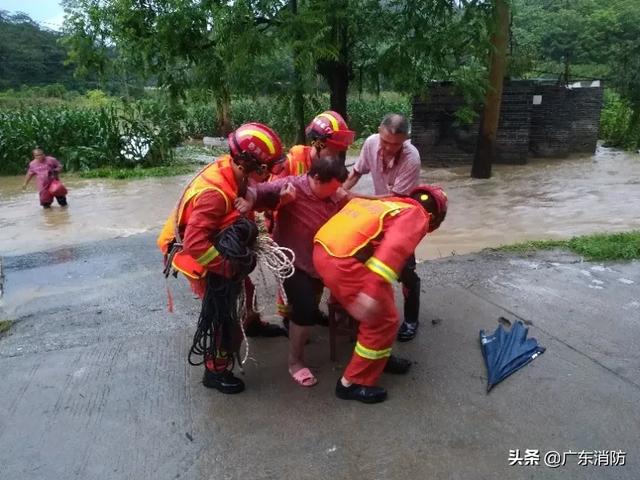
[76,144,212,179]
[494,231,640,261]
[78,164,198,179]
[0,320,12,336]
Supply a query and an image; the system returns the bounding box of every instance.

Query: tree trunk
[471,0,510,179]
[316,4,350,119]
[317,62,349,119]
[293,86,306,144]
[291,0,306,144]
[216,85,232,136]
[327,64,349,118]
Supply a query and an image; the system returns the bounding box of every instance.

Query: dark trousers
[42,196,67,208]
[399,254,420,324]
[282,268,324,326]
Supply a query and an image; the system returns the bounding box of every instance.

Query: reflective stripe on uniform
[365,256,398,283]
[354,341,392,360]
[195,245,220,265]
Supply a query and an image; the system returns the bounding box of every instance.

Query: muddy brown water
[1,145,639,260]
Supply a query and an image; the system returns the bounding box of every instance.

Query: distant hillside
[0,11,76,89]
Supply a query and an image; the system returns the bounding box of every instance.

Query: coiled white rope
[237,230,295,368]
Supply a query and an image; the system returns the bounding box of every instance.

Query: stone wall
[567,85,603,153]
[494,81,533,164]
[411,84,479,166]
[411,81,603,166]
[528,85,569,157]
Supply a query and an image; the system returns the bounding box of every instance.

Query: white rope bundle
[255,233,296,293]
[237,231,296,368]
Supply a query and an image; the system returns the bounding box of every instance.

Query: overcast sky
[0,0,65,30]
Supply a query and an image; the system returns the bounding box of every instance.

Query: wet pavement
[0,236,638,479]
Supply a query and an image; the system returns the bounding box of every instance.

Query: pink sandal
[289,367,318,387]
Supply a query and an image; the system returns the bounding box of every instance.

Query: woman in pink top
[23,148,68,208]
[236,154,349,388]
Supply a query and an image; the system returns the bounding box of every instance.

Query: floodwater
[415,145,640,260]
[1,145,639,260]
[0,174,189,256]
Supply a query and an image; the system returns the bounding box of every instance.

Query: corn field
[0,102,182,175]
[182,93,411,140]
[0,93,411,175]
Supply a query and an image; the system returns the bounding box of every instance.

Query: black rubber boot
[335,379,387,403]
[202,369,245,394]
[383,355,412,374]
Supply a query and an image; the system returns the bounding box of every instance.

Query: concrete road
[1,234,639,479]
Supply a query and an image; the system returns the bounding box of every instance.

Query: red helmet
[305,111,355,151]
[410,184,448,232]
[228,123,285,172]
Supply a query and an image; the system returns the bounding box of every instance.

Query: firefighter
[312,185,448,403]
[157,123,285,394]
[270,111,355,323]
[271,110,355,180]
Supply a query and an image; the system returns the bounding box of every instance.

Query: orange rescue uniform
[271,145,312,180]
[313,197,430,386]
[157,155,242,296]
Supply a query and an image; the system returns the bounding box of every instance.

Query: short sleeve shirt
[28,156,62,190]
[354,133,421,195]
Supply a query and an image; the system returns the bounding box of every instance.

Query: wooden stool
[328,301,358,361]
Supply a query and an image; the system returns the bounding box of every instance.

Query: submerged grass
[494,231,640,261]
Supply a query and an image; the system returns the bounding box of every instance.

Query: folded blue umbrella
[480,320,545,392]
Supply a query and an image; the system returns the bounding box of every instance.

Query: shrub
[600,89,640,150]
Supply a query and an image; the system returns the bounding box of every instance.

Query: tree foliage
[0,11,77,89]
[512,0,640,147]
[9,0,639,152]
[60,1,494,131]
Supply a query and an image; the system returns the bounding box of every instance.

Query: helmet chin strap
[310,138,326,153]
[232,152,262,173]
[230,132,259,173]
